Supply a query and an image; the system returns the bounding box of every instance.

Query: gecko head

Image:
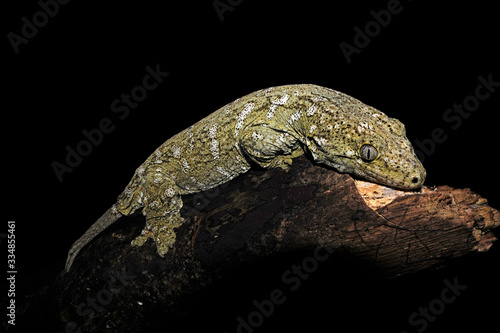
[305,98,426,190]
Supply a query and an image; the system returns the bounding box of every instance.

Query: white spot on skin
[309,125,317,134]
[252,132,263,140]
[182,159,190,173]
[172,145,181,158]
[357,121,373,133]
[124,187,132,196]
[164,187,175,198]
[272,94,289,105]
[216,166,231,178]
[210,139,220,160]
[288,110,302,124]
[208,123,218,139]
[136,166,145,177]
[235,102,255,136]
[187,126,195,150]
[306,105,316,116]
[267,104,277,119]
[209,123,220,160]
[315,137,329,147]
[149,201,160,208]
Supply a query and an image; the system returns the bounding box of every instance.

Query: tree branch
[13,155,499,332]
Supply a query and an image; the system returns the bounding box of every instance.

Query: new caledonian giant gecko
[64,84,426,272]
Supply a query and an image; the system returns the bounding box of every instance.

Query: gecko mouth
[352,168,422,190]
[320,159,417,190]
[322,156,417,190]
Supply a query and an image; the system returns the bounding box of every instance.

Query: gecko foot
[131,214,184,257]
[269,148,305,169]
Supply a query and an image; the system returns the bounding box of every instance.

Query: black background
[4,0,499,332]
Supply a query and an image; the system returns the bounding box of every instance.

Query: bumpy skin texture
[64,84,426,272]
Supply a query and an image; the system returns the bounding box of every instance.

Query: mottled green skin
[65,84,425,271]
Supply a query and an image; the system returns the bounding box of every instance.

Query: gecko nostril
[411,177,419,184]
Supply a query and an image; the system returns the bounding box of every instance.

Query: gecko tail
[64,206,122,273]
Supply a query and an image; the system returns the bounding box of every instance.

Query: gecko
[64,84,426,272]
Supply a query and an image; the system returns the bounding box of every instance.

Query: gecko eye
[359,144,379,162]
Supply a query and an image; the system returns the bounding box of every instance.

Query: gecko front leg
[239,124,304,169]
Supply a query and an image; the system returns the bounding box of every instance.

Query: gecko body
[65,84,425,272]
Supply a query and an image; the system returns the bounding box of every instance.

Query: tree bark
[12,155,499,332]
